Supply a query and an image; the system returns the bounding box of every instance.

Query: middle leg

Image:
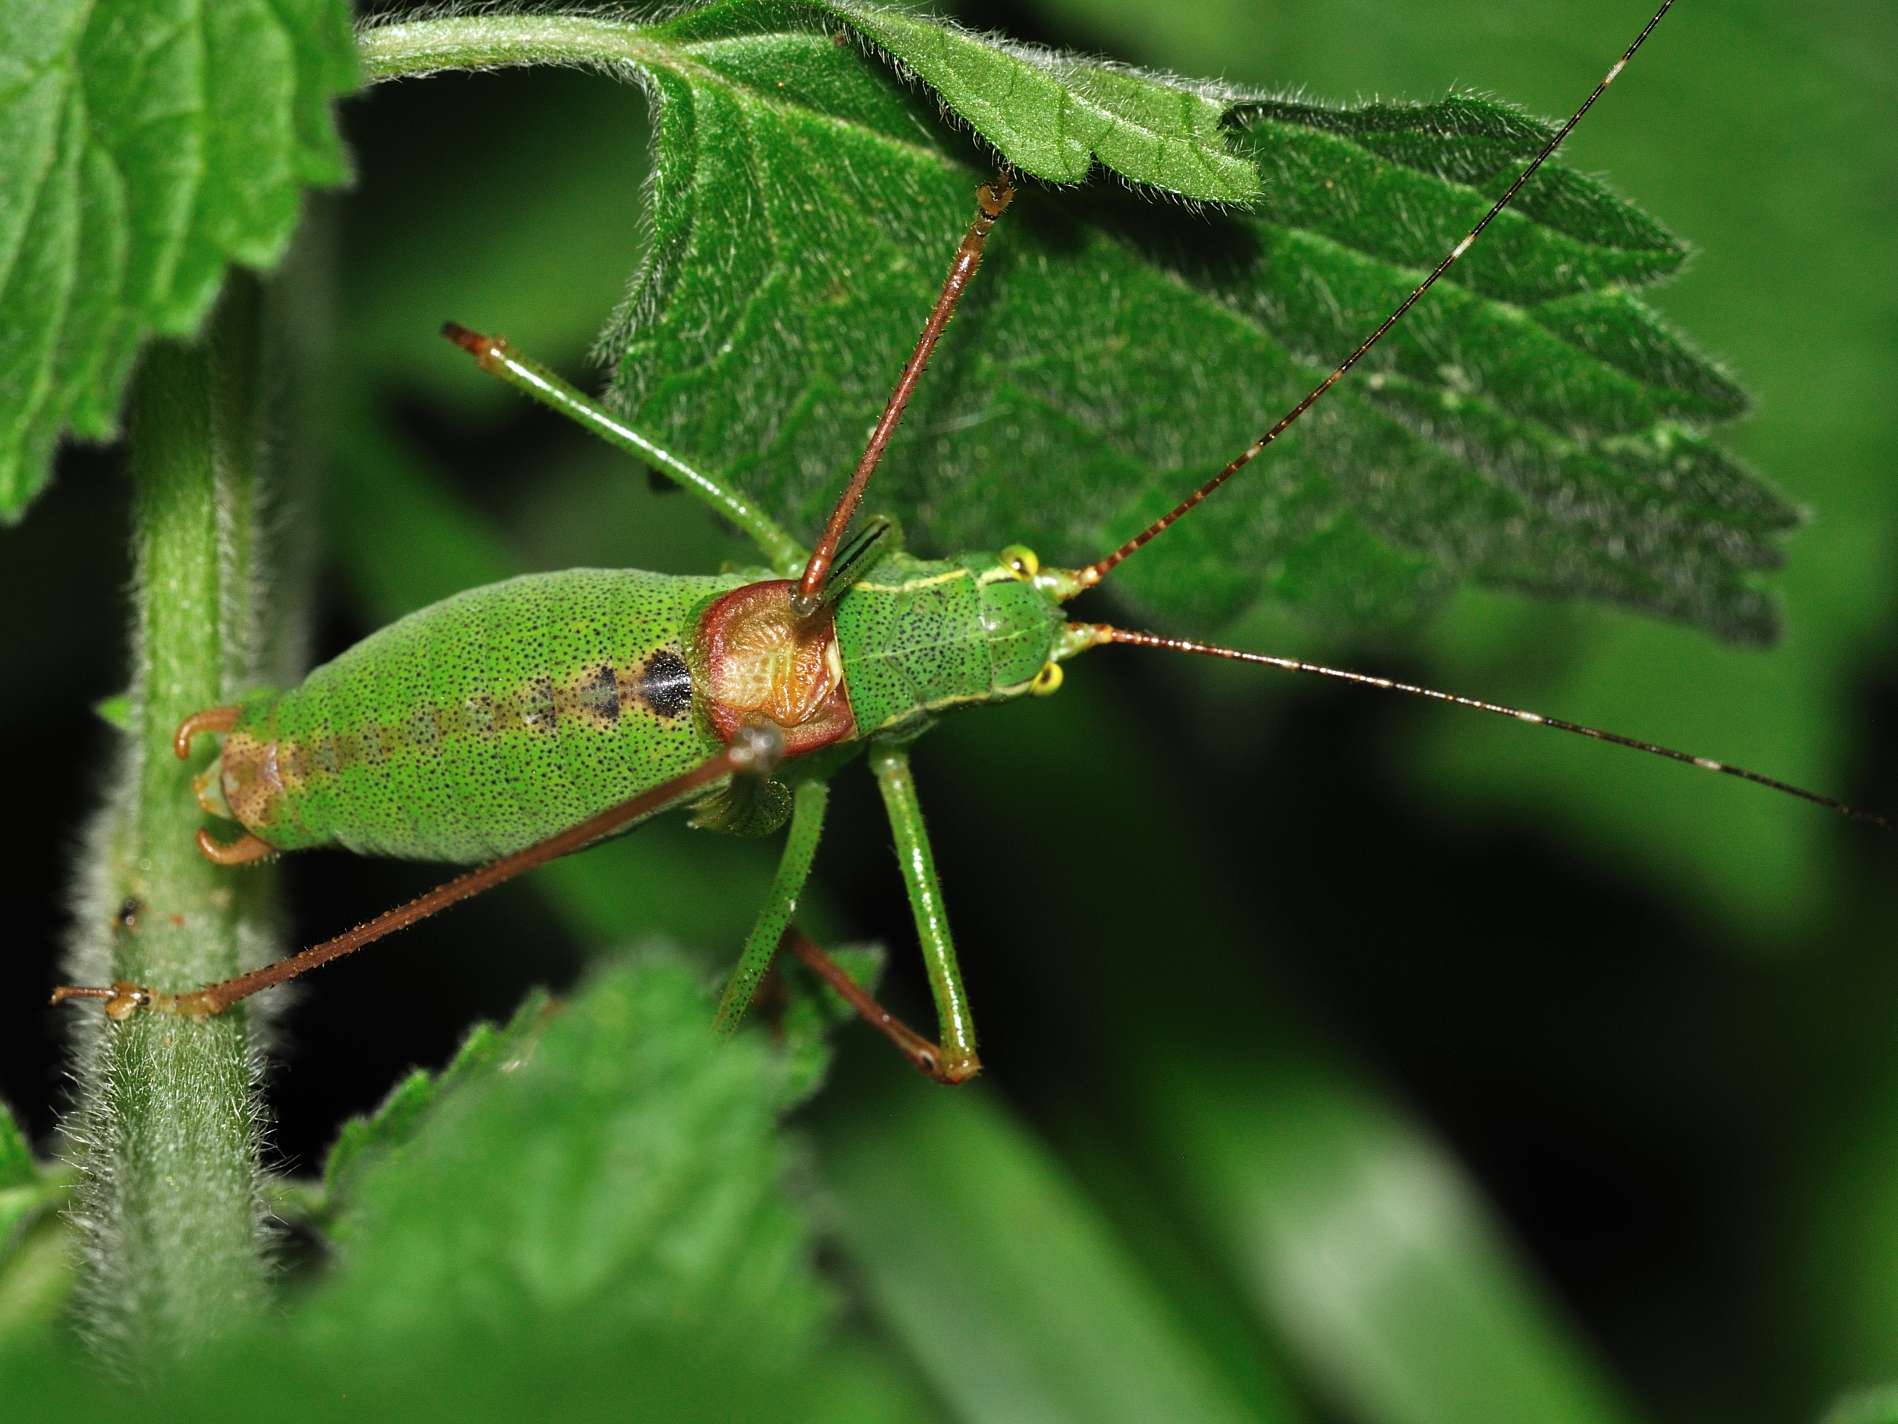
[714,778,830,1035]
[868,740,980,1083]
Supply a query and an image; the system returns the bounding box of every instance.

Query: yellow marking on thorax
[861,672,1038,736]
[854,568,972,595]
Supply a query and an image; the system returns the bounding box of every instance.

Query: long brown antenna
[51,727,784,1020]
[1080,0,1678,586]
[792,176,1015,618]
[1089,624,1891,829]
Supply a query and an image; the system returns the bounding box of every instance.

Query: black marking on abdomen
[465,692,497,736]
[408,704,443,750]
[580,664,621,723]
[638,650,693,719]
[364,724,392,766]
[521,677,557,731]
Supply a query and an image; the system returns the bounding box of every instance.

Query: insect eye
[1030,662,1064,697]
[1000,544,1040,580]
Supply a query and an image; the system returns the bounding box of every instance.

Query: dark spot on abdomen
[521,677,557,731]
[363,725,393,765]
[579,664,620,723]
[408,705,443,750]
[638,650,693,718]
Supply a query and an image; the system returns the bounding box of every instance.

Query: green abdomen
[223,570,743,861]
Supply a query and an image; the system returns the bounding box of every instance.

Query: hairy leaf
[772,942,886,1111]
[316,944,876,1209]
[297,956,836,1411]
[0,0,356,521]
[777,0,1257,198]
[1,962,893,1420]
[359,2,1787,639]
[320,988,557,1208]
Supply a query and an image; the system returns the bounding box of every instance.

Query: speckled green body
[832,551,1065,737]
[224,569,748,861]
[209,550,1066,864]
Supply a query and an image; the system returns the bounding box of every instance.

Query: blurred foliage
[2,959,928,1420]
[0,0,356,517]
[0,1099,69,1328]
[4,2,1897,1423]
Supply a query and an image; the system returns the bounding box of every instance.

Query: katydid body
[200,570,747,861]
[53,0,1886,1082]
[191,551,1075,863]
[165,544,1082,1080]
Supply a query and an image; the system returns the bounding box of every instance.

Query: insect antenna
[1079,0,1678,586]
[811,515,897,609]
[1082,623,1892,830]
[792,176,1016,618]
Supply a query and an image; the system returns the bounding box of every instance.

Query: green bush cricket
[50,0,1888,1083]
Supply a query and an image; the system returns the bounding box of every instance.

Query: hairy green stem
[358,13,696,85]
[62,284,278,1367]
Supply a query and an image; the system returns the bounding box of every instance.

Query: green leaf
[0,0,357,521]
[318,945,878,1196]
[358,6,1782,640]
[0,1097,56,1267]
[1129,1051,1640,1424]
[0,1101,30,1193]
[320,989,556,1208]
[911,672,1648,1424]
[92,693,132,732]
[0,1101,77,1341]
[0,1213,79,1346]
[1825,1386,1898,1424]
[292,954,839,1413]
[799,0,1258,199]
[821,1085,1283,1423]
[3,960,906,1421]
[360,3,1256,202]
[606,37,1784,638]
[772,941,886,1111]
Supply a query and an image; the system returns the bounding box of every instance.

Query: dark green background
[4,2,1894,1419]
